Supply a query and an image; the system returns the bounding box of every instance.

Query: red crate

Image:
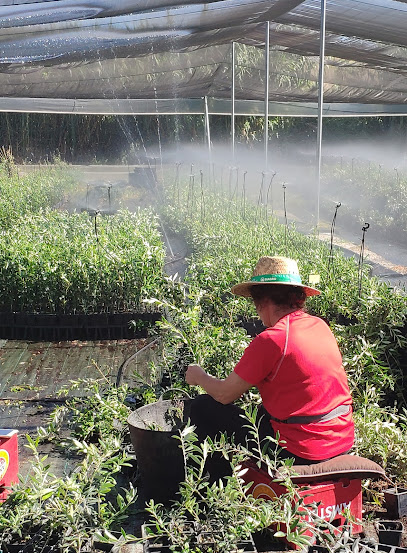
[241,460,362,549]
[0,429,19,501]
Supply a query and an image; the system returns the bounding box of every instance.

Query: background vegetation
[1,112,406,163]
[1,35,407,549]
[1,135,407,550]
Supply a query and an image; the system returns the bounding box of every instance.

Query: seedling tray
[0,311,161,341]
[309,541,407,553]
[141,523,257,553]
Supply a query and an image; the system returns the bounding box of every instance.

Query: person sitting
[185,256,354,477]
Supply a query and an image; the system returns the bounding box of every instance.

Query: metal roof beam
[2,97,407,116]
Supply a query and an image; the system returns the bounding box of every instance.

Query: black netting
[1,0,407,112]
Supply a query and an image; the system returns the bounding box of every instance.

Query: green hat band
[251,273,302,285]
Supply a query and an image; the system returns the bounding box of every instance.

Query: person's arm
[185,364,251,404]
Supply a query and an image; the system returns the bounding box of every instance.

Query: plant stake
[358,222,369,298]
[328,202,341,278]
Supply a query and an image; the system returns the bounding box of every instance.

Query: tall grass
[0,209,165,314]
[0,155,78,228]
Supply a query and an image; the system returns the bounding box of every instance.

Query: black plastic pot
[376,521,403,546]
[127,396,191,504]
[0,311,161,341]
[141,523,257,553]
[384,488,407,518]
[238,317,266,337]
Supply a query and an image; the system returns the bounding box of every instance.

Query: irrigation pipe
[159,221,175,258]
[315,0,326,231]
[116,337,161,387]
[0,397,67,403]
[164,254,187,267]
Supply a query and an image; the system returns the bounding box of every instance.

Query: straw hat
[231,256,320,297]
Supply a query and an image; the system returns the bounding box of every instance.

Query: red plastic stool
[0,429,19,502]
[241,455,386,549]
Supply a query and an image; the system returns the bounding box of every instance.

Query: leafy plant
[321,157,407,243]
[51,377,132,445]
[0,434,137,552]
[353,387,407,480]
[0,156,78,228]
[141,416,323,553]
[0,208,166,313]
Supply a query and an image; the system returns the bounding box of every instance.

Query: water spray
[265,172,277,240]
[328,202,341,277]
[255,172,265,224]
[242,171,247,219]
[228,166,233,199]
[231,167,239,202]
[174,162,181,205]
[187,165,195,215]
[282,183,288,248]
[211,162,216,189]
[358,222,370,297]
[395,167,400,185]
[200,170,206,223]
[266,171,276,216]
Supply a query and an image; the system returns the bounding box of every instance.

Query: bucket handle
[159,388,192,401]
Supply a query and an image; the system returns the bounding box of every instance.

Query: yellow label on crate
[0,449,9,480]
[252,483,277,500]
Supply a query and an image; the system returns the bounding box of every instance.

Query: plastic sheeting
[0,0,407,113]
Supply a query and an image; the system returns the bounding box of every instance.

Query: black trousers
[189,394,325,481]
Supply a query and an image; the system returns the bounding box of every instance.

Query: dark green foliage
[3,112,407,163]
[0,208,165,313]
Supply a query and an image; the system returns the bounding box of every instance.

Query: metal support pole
[315,0,326,231]
[264,21,270,171]
[231,42,236,163]
[204,96,213,181]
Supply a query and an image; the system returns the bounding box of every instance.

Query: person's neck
[264,306,299,327]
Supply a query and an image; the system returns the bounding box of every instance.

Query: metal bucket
[127,395,191,503]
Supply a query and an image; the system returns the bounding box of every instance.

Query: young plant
[140,408,342,553]
[0,435,137,552]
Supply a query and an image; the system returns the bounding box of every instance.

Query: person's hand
[185,364,206,386]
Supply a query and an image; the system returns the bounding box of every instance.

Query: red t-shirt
[234,310,354,460]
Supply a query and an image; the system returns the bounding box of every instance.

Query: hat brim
[231,280,320,298]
